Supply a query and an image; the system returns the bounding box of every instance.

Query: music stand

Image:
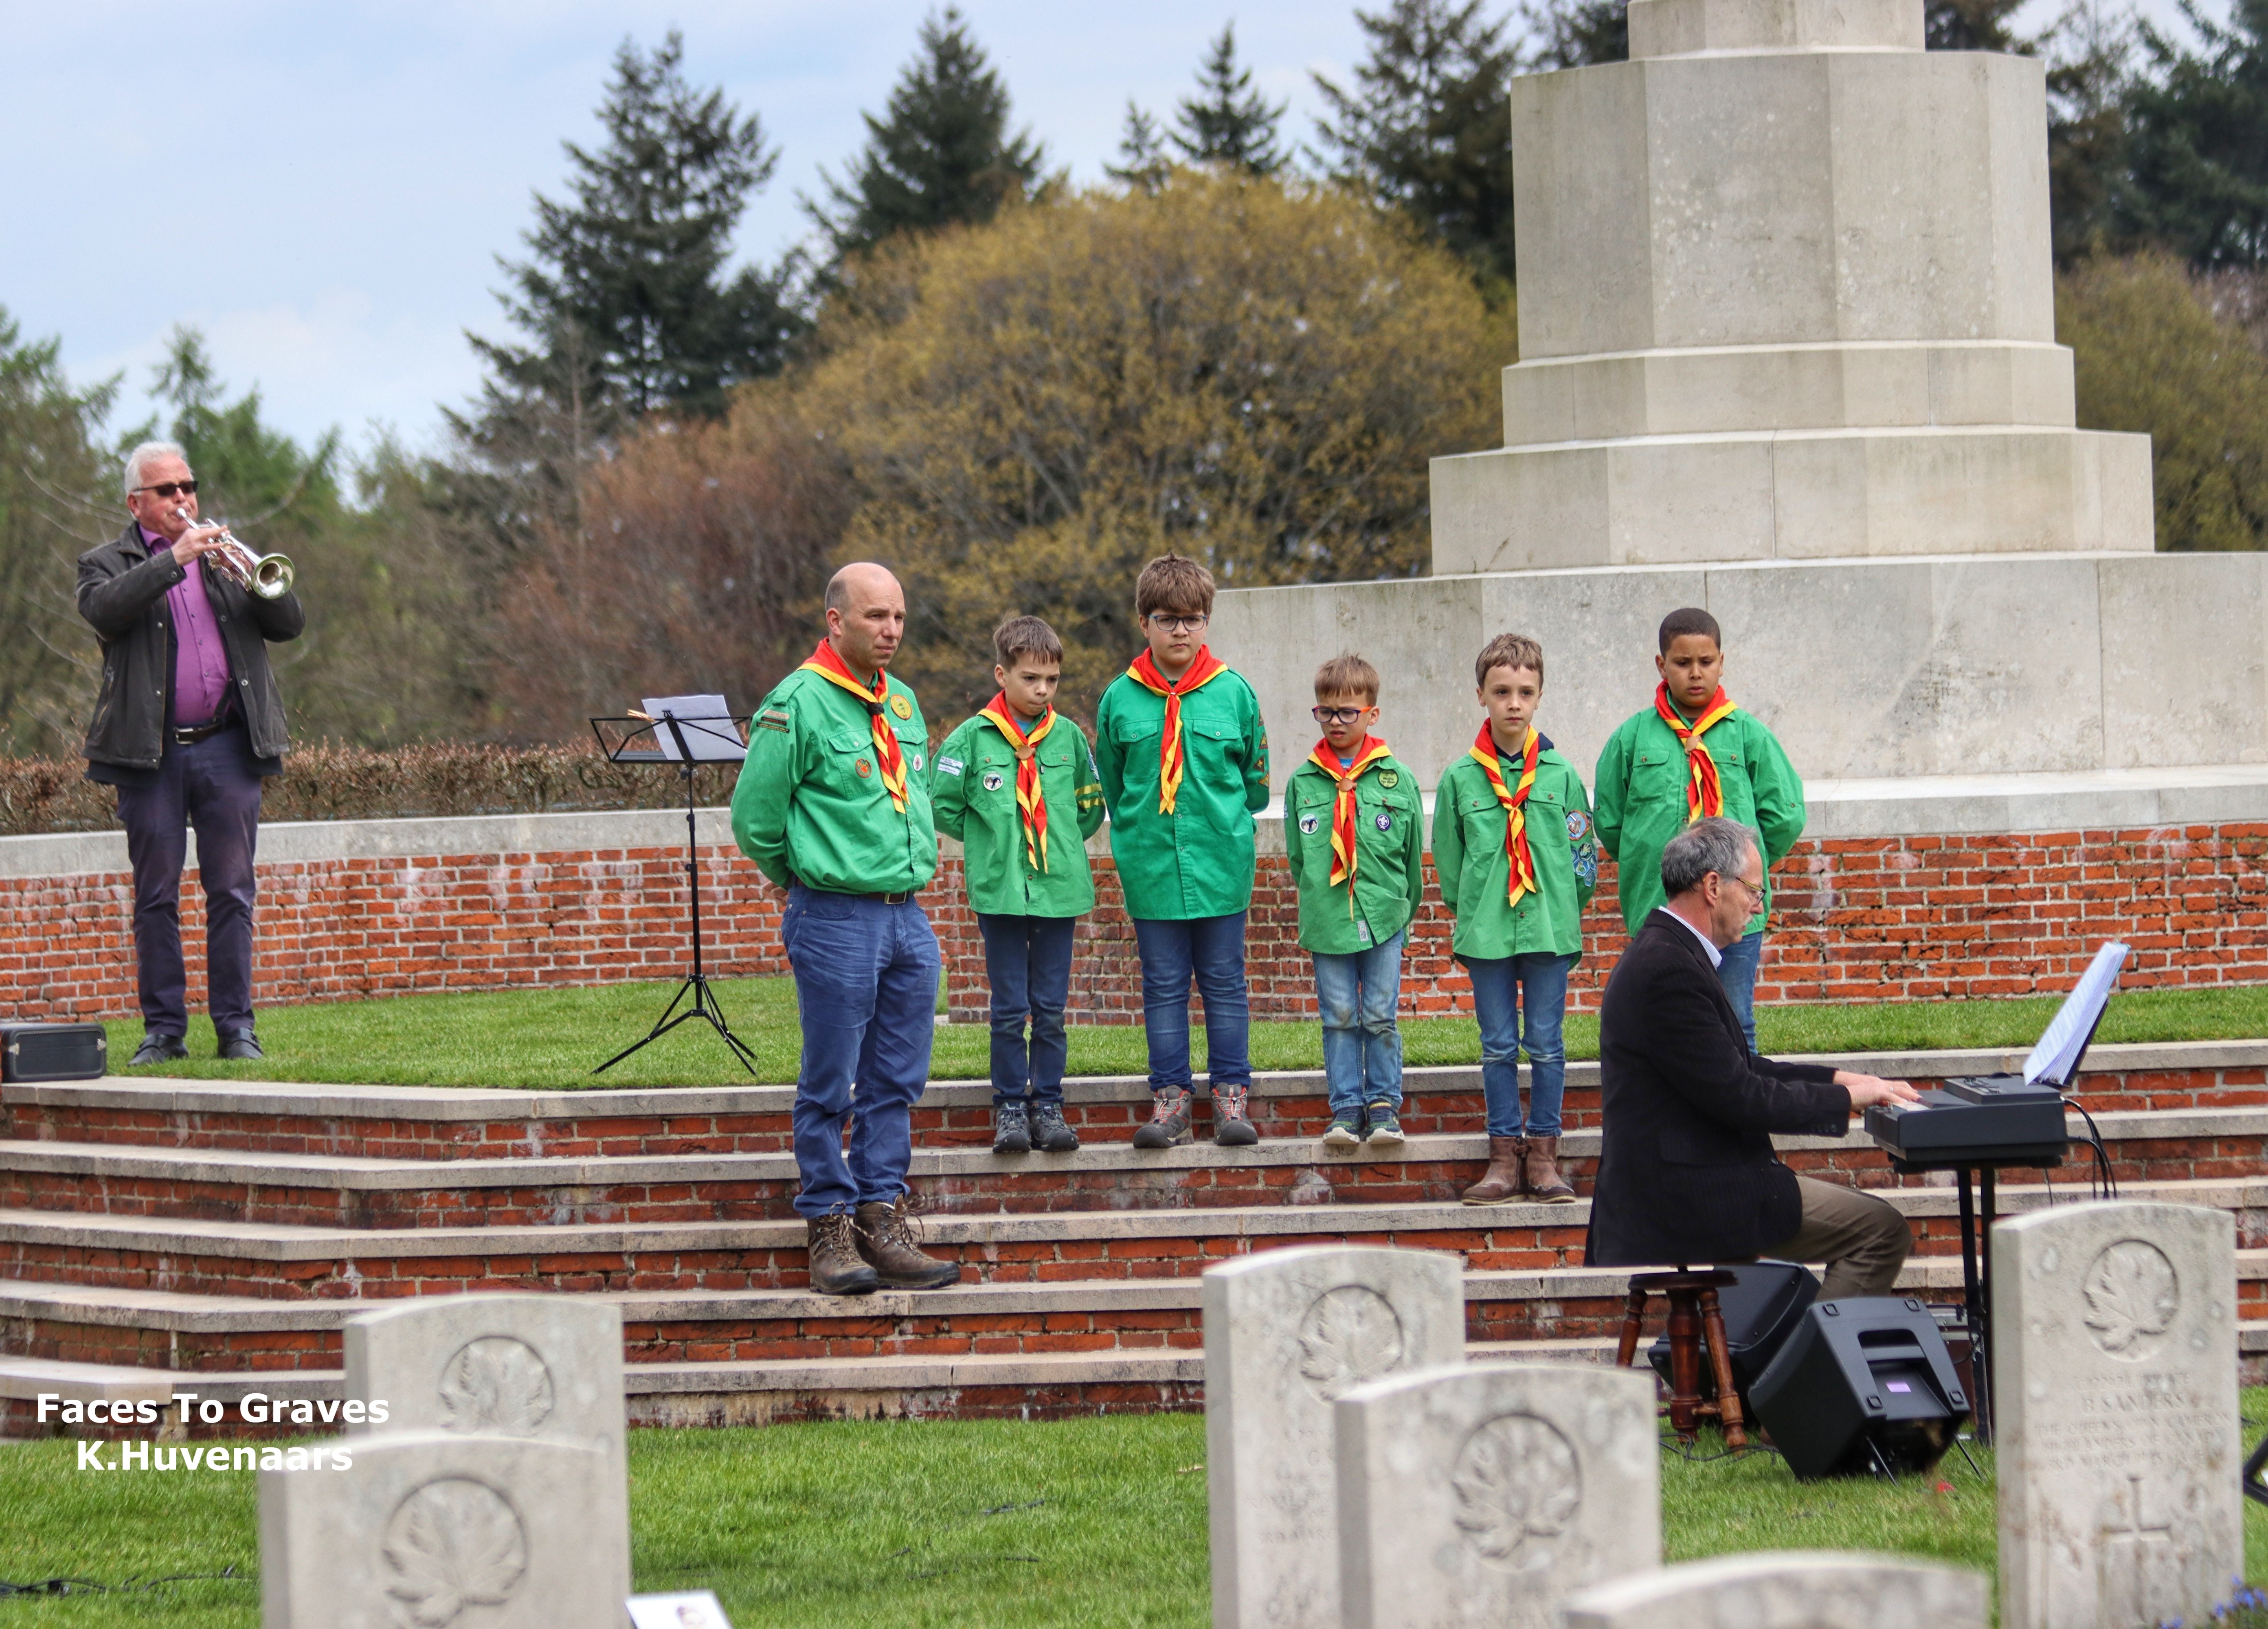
[588,696,757,1077]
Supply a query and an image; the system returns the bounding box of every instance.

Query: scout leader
[1431,632,1599,1207]
[732,562,962,1298]
[1282,653,1425,1152]
[931,615,1108,1157]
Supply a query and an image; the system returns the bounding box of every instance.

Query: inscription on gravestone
[1557,1550,1989,1628]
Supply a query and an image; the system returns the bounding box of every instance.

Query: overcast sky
[4,0,2160,466]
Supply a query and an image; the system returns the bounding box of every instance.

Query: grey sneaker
[1322,1110,1364,1148]
[1213,1086,1259,1147]
[1363,1103,1405,1147]
[992,1100,1031,1155]
[1133,1087,1195,1148]
[1030,1100,1080,1152]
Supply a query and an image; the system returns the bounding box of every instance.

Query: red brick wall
[3,823,2264,1024]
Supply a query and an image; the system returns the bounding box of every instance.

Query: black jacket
[1586,909,1850,1268]
[76,522,303,774]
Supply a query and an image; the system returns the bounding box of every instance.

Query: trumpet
[173,507,294,600]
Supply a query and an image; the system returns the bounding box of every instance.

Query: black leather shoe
[217,1029,264,1062]
[130,1035,187,1066]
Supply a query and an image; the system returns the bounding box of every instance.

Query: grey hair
[122,441,189,497]
[1660,816,1760,898]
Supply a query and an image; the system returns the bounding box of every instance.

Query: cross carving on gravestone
[2100,1474,2178,1626]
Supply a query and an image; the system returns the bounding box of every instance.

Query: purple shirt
[139,525,235,724]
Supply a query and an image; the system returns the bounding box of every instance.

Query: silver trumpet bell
[173,507,294,599]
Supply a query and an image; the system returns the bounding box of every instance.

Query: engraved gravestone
[258,1430,628,1629]
[1204,1246,1466,1629]
[1335,1362,1657,1629]
[1995,1201,2242,1629]
[1557,1551,1989,1628]
[343,1294,630,1591]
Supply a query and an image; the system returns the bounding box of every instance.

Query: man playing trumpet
[77,441,304,1063]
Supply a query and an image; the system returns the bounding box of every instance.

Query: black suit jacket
[1586,909,1851,1267]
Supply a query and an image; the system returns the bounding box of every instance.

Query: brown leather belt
[171,717,237,745]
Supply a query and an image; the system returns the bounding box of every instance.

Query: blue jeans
[1719,932,1763,1053]
[781,887,940,1219]
[1313,932,1405,1115]
[1464,952,1573,1138]
[976,913,1076,1107]
[1131,913,1250,1098]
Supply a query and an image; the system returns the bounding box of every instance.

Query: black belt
[802,885,920,905]
[171,716,237,745]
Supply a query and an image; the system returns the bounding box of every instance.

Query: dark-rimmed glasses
[1146,613,1208,633]
[1311,706,1369,725]
[132,480,199,499]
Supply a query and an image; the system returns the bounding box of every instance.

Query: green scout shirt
[1592,705,1806,936]
[930,710,1107,918]
[730,663,938,896]
[1431,742,1599,963]
[1092,665,1269,921]
[1282,752,1425,955]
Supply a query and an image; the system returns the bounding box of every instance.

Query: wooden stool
[1614,1268,1748,1449]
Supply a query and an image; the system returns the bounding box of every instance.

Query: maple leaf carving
[383,1478,527,1628]
[2082,1240,2180,1357]
[1451,1414,1583,1571]
[1295,1286,1405,1401]
[439,1337,556,1435]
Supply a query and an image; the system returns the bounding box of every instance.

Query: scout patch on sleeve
[937,756,964,777]
[982,771,1006,792]
[757,707,792,734]
[1374,812,1393,831]
[1566,809,1592,841]
[1298,813,1320,834]
[1573,846,1599,887]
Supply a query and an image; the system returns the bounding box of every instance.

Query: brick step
[2,1100,2261,1229]
[0,1176,2255,1300]
[11,1042,2264,1158]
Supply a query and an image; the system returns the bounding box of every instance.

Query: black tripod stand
[590,702,757,1077]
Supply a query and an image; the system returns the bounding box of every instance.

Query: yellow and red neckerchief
[1125,646,1228,814]
[800,638,908,812]
[1304,737,1393,900]
[1654,681,1738,824]
[1468,722,1541,908]
[977,693,1055,871]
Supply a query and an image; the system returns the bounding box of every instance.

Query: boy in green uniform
[931,616,1108,1156]
[1283,654,1425,1149]
[1432,634,1598,1205]
[1093,554,1270,1149]
[1593,607,1805,1052]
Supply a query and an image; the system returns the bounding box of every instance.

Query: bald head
[824,562,907,683]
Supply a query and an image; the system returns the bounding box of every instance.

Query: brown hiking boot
[1461,1135,1527,1206]
[1212,1085,1259,1147]
[1133,1087,1195,1148]
[1523,1135,1577,1203]
[853,1195,963,1289]
[806,1211,880,1296]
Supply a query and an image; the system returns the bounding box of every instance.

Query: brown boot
[806,1212,879,1296]
[853,1195,963,1289]
[1523,1135,1577,1203]
[1462,1135,1527,1205]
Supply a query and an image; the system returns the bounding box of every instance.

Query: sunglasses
[1311,706,1369,724]
[132,481,199,499]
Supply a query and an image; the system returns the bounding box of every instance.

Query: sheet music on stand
[2024,940,2129,1087]
[639,694,746,763]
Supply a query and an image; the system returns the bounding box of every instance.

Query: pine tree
[1107,101,1173,192]
[471,32,797,426]
[1524,0,1628,66]
[2118,0,2268,266]
[1314,0,1522,288]
[2042,0,2136,262]
[1172,25,1289,174]
[813,7,1045,260]
[1924,0,2026,50]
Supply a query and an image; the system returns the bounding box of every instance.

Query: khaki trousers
[1767,1176,1912,1300]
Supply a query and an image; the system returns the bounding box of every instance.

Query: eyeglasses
[131,481,198,499]
[1720,873,1765,902]
[1311,706,1369,725]
[1146,614,1208,633]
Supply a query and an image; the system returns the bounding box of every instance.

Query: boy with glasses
[1283,654,1424,1148]
[1093,554,1270,1147]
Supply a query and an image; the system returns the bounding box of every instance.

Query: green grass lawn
[104,977,2268,1090]
[2,1410,2267,1627]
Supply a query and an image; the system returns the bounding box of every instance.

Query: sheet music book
[639,694,745,763]
[2024,940,2129,1085]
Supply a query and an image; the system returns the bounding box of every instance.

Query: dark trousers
[1131,912,1251,1098]
[976,913,1077,1108]
[113,724,264,1037]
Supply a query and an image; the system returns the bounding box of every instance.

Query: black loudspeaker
[1749,1296,1971,1481]
[1647,1260,1819,1407]
[0,1023,108,1083]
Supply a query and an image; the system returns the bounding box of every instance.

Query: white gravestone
[1204,1245,1466,1629]
[1558,1551,1988,1628]
[344,1294,630,1590]
[1336,1361,1658,1629]
[259,1430,628,1629]
[1995,1201,2242,1629]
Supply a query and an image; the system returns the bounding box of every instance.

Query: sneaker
[1322,1110,1364,1148]
[1213,1085,1259,1147]
[1030,1100,1080,1153]
[1363,1103,1405,1147]
[1133,1087,1195,1148]
[992,1100,1032,1155]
